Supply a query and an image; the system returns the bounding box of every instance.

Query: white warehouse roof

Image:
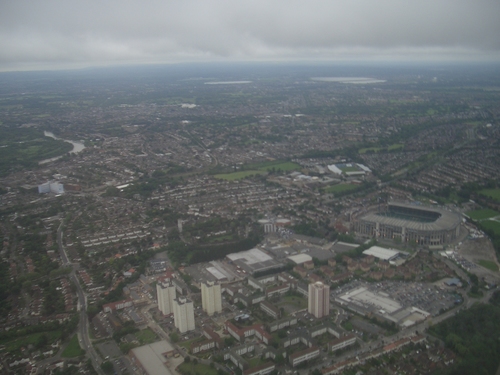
[327,165,342,175]
[362,246,400,260]
[131,341,174,375]
[287,253,313,265]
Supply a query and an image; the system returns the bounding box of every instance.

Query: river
[39,131,86,164]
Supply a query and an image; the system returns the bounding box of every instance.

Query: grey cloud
[1,0,499,70]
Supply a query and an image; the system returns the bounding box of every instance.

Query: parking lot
[97,340,122,360]
[333,280,458,318]
[371,281,457,316]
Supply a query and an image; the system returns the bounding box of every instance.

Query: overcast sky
[1,0,500,71]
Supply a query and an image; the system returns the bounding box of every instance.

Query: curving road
[57,221,105,375]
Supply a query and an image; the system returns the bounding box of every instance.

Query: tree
[101,361,114,374]
[170,332,179,343]
[274,354,285,365]
[35,333,48,349]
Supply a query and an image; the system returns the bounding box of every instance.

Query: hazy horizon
[1,0,500,72]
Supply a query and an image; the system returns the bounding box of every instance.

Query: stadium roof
[363,246,400,260]
[359,202,461,232]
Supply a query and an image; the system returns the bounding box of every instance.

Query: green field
[178,362,218,375]
[359,143,404,154]
[247,356,268,368]
[480,189,500,202]
[62,334,85,358]
[258,161,300,172]
[244,160,301,171]
[466,209,500,220]
[136,328,157,344]
[478,260,499,272]
[324,184,359,194]
[339,166,360,172]
[481,220,500,236]
[214,170,267,180]
[207,234,234,243]
[278,295,308,309]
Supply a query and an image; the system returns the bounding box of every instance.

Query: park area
[62,334,85,358]
[276,294,308,314]
[359,143,403,154]
[214,170,267,180]
[178,361,218,375]
[324,183,359,195]
[466,209,500,220]
[480,188,500,202]
[480,220,500,237]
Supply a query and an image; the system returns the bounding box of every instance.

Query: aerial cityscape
[0,62,499,375]
[2,1,500,375]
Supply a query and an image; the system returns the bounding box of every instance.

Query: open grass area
[244,160,301,172]
[480,189,500,202]
[207,234,235,243]
[214,170,267,180]
[466,209,500,220]
[136,328,158,344]
[478,259,499,272]
[178,362,218,375]
[481,220,500,236]
[359,143,403,154]
[324,183,359,194]
[359,147,384,154]
[62,334,85,358]
[0,330,62,354]
[279,295,308,309]
[258,161,300,172]
[178,337,203,350]
[339,166,359,172]
[247,356,267,368]
[388,143,404,151]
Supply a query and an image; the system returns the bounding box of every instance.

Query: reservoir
[204,81,252,85]
[311,77,386,84]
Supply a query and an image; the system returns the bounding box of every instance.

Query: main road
[57,221,105,375]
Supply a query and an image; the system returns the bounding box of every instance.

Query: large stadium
[355,202,462,246]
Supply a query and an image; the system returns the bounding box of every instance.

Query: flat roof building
[289,346,320,367]
[129,341,175,375]
[287,253,313,265]
[362,246,401,261]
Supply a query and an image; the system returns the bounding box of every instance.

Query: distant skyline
[1,0,500,71]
